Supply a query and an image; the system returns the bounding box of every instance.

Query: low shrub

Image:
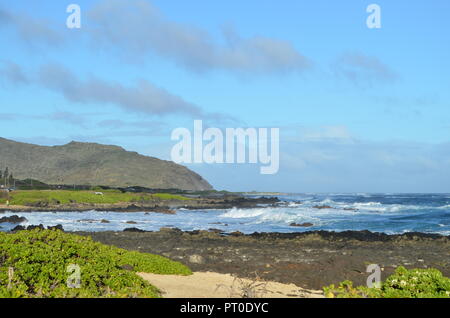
[324,266,450,298]
[0,229,191,298]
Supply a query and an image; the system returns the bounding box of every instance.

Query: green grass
[324,266,450,298]
[0,190,190,206]
[0,229,192,298]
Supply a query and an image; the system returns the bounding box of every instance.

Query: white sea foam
[221,206,335,226]
[220,207,267,218]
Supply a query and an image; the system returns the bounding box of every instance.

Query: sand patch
[138,272,324,298]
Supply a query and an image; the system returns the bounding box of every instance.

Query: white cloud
[86,0,312,75]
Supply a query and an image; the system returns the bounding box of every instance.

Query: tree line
[0,167,15,188]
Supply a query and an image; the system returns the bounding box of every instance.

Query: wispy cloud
[97,119,170,137]
[48,111,91,127]
[0,113,21,121]
[0,61,234,121]
[87,0,312,75]
[37,63,203,117]
[332,52,398,87]
[296,125,354,143]
[0,61,29,84]
[0,7,64,47]
[0,110,95,127]
[1,1,312,76]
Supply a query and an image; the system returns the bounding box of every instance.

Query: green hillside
[0,138,212,191]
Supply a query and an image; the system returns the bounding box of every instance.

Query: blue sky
[1,0,449,192]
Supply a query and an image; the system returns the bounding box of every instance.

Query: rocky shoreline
[0,196,280,213]
[72,228,450,290]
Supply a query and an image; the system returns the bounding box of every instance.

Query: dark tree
[3,167,8,187]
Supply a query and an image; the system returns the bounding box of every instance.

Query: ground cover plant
[0,229,192,298]
[324,266,450,298]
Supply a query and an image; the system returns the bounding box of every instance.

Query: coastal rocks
[102,204,176,214]
[0,215,27,224]
[11,224,64,232]
[313,205,332,209]
[25,224,45,231]
[222,196,280,209]
[180,196,281,210]
[78,219,112,224]
[189,254,205,264]
[209,222,228,226]
[10,225,25,231]
[208,228,225,234]
[125,221,138,224]
[11,224,44,231]
[77,219,98,223]
[159,227,183,234]
[152,207,176,214]
[48,224,64,231]
[290,222,314,227]
[123,227,146,233]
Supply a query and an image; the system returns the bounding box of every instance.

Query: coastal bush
[0,190,190,206]
[324,266,450,298]
[0,229,192,298]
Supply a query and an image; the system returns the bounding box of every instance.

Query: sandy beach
[139,272,324,298]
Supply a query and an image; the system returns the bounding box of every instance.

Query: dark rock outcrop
[11,224,64,232]
[0,215,27,224]
[123,227,146,233]
[290,222,314,227]
[313,205,333,209]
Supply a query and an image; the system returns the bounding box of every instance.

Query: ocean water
[1,193,450,235]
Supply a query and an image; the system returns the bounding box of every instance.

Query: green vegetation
[0,229,191,298]
[324,266,450,298]
[0,190,190,206]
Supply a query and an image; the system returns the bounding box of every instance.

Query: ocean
[1,193,450,235]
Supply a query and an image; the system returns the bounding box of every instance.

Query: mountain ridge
[0,137,213,191]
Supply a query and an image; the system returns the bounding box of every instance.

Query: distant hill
[0,138,213,191]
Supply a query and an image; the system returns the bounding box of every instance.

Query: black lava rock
[0,215,27,224]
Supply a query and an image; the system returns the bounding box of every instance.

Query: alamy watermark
[367,4,382,29]
[366,264,381,288]
[66,4,81,29]
[66,264,81,289]
[4,264,81,289]
[171,120,280,175]
[64,3,381,30]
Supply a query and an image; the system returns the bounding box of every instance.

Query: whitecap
[220,207,267,218]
